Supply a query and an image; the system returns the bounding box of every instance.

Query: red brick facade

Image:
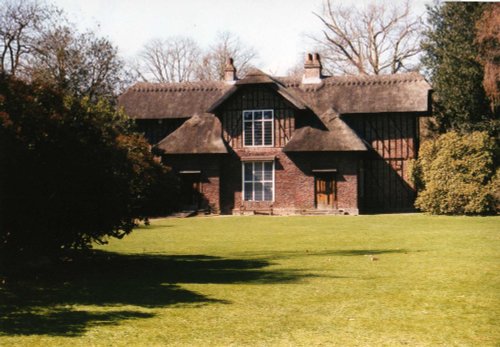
[165,150,362,215]
[163,155,223,213]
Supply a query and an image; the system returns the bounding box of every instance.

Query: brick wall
[163,151,361,215]
[162,154,222,213]
[286,152,360,213]
[220,149,361,215]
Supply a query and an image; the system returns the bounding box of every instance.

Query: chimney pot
[224,57,237,83]
[303,52,322,84]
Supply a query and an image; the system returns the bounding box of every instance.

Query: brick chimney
[224,57,237,83]
[302,53,322,84]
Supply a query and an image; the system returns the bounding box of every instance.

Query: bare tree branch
[135,32,257,82]
[0,0,61,76]
[136,36,201,83]
[196,31,258,81]
[311,0,423,75]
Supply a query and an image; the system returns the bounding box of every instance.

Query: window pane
[244,183,253,200]
[254,183,263,200]
[254,122,262,145]
[264,110,273,119]
[244,163,253,181]
[243,111,252,121]
[254,111,262,120]
[264,121,272,145]
[264,182,273,201]
[244,122,253,146]
[254,162,262,180]
[264,162,273,180]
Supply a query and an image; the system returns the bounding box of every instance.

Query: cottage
[119,54,431,215]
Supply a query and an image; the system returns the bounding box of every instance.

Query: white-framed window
[242,161,274,201]
[243,110,274,147]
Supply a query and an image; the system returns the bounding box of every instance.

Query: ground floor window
[242,161,274,201]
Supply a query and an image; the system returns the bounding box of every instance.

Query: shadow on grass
[326,249,411,256]
[0,250,309,337]
[240,248,413,260]
[0,309,154,337]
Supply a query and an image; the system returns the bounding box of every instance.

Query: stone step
[299,209,347,215]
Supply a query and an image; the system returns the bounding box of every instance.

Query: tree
[0,76,179,264]
[475,3,500,114]
[0,0,59,77]
[135,32,258,82]
[136,36,201,83]
[28,25,127,101]
[311,0,423,75]
[409,131,498,215]
[0,0,129,101]
[421,2,496,133]
[196,31,257,81]
[0,1,179,266]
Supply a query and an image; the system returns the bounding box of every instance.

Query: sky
[51,0,430,76]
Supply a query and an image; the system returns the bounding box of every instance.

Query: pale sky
[51,0,430,76]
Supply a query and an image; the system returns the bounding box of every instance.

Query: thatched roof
[119,72,430,120]
[156,114,227,154]
[208,70,307,111]
[118,81,232,119]
[284,109,368,152]
[120,70,431,153]
[275,73,431,115]
[235,68,276,85]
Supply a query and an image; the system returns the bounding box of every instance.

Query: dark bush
[0,76,178,263]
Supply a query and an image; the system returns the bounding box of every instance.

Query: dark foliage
[0,76,179,263]
[421,2,497,134]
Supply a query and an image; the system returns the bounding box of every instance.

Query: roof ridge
[130,72,425,91]
[276,72,425,88]
[131,80,228,92]
[323,72,424,85]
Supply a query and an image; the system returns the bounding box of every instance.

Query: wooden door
[315,174,336,209]
[180,174,201,209]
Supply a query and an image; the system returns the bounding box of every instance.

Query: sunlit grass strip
[1,214,498,346]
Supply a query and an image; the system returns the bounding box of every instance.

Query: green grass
[1,214,499,346]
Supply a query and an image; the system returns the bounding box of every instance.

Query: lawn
[1,214,499,346]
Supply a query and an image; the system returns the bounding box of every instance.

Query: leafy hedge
[410,131,498,215]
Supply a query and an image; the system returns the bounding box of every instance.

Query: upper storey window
[243,110,274,147]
